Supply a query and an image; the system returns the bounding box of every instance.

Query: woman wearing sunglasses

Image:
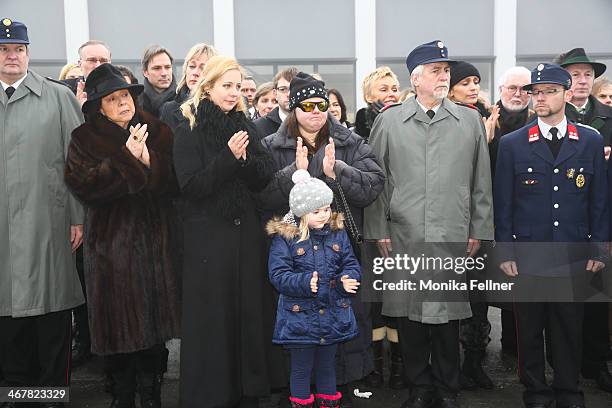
[259,72,385,405]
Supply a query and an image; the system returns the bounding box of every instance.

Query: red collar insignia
[528,125,539,143]
[568,124,579,140]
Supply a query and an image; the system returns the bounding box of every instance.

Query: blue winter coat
[267,213,360,346]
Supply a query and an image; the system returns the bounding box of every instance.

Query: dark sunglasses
[298,100,329,113]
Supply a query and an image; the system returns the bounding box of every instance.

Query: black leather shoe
[525,403,552,408]
[557,405,585,408]
[400,395,435,408]
[71,340,93,368]
[584,367,612,393]
[436,397,459,408]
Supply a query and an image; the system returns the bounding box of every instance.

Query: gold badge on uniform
[566,168,575,179]
[576,174,585,188]
[2,19,12,26]
[296,248,305,256]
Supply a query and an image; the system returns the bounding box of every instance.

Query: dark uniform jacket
[494,120,609,275]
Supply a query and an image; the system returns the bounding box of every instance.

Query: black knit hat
[449,61,481,90]
[288,72,328,111]
[82,64,144,113]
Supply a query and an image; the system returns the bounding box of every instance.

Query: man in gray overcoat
[364,40,494,408]
[0,19,84,396]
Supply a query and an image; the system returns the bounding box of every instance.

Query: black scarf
[497,101,530,136]
[195,99,263,220]
[142,77,177,116]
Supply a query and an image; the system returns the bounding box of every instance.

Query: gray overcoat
[364,97,494,323]
[0,71,84,317]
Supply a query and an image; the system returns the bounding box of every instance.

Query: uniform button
[319,309,325,315]
[553,186,559,191]
[233,218,241,226]
[580,167,584,172]
[554,203,559,209]
[527,168,533,173]
[320,338,326,344]
[554,221,559,227]
[313,245,318,250]
[554,168,559,174]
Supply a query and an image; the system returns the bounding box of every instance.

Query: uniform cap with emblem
[522,63,572,91]
[288,169,333,218]
[405,40,455,74]
[553,48,606,78]
[0,18,29,44]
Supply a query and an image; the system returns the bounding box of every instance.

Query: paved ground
[69,309,612,407]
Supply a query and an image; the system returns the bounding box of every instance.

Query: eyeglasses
[275,86,289,94]
[83,57,110,64]
[504,85,528,95]
[298,101,329,113]
[526,88,562,97]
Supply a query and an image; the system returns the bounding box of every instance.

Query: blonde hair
[297,214,312,242]
[181,56,246,129]
[176,43,218,93]
[593,77,612,96]
[362,66,400,103]
[58,63,81,80]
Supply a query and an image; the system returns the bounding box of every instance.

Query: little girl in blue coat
[267,169,361,408]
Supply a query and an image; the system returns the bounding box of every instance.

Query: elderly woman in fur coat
[64,64,181,408]
[173,56,277,408]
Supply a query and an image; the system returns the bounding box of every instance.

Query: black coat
[254,106,282,140]
[259,115,385,383]
[565,95,612,146]
[173,99,278,407]
[159,86,190,134]
[64,111,181,355]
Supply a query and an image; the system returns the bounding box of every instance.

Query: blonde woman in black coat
[174,56,277,408]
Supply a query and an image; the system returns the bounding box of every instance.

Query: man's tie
[5,86,15,99]
[426,109,435,119]
[546,127,562,159]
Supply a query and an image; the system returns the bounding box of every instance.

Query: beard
[502,100,528,112]
[433,86,449,100]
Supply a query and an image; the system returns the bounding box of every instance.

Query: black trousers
[0,309,72,386]
[514,302,584,406]
[582,302,611,375]
[397,318,460,397]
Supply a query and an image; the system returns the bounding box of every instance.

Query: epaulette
[575,122,601,135]
[45,76,71,89]
[380,102,401,113]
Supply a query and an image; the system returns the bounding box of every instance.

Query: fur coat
[64,110,181,355]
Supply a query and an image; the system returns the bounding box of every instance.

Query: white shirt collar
[278,107,288,122]
[1,73,27,91]
[416,98,441,116]
[569,100,589,112]
[538,117,567,141]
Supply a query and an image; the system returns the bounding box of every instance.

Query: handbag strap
[328,177,362,243]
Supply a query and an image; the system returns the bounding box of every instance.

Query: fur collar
[266,212,344,239]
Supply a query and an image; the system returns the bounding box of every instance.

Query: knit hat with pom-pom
[288,169,334,218]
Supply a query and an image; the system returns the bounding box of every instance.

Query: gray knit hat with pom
[289,169,334,218]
